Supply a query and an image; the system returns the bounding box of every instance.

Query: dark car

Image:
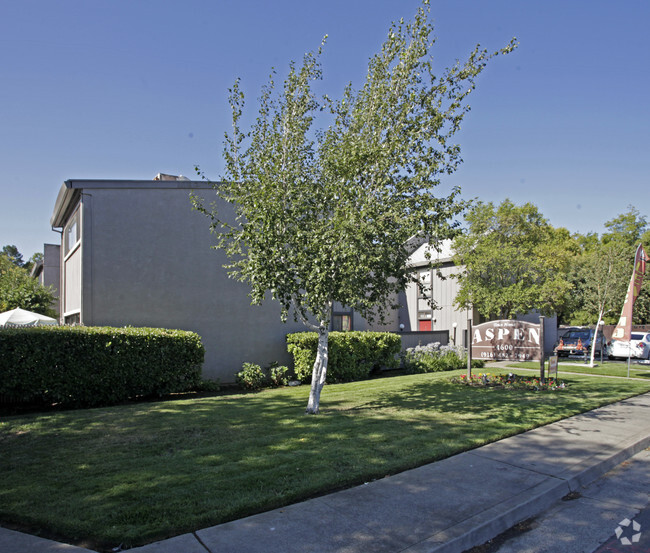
[554,328,606,357]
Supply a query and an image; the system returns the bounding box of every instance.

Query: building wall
[403,242,472,345]
[40,244,61,315]
[74,183,306,382]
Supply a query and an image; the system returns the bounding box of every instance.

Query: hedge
[286,331,401,383]
[0,326,204,408]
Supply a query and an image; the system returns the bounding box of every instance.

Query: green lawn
[2,370,650,551]
[507,360,650,379]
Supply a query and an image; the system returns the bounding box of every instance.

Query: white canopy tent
[0,308,58,328]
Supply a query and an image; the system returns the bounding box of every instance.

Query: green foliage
[401,342,484,373]
[192,2,515,412]
[287,331,401,383]
[564,207,650,326]
[269,364,290,387]
[236,362,290,390]
[195,379,221,393]
[452,199,577,320]
[1,245,25,267]
[0,326,204,407]
[0,255,57,316]
[236,363,267,390]
[566,240,630,325]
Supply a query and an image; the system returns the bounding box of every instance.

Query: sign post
[548,355,558,380]
[539,315,546,384]
[467,318,473,379]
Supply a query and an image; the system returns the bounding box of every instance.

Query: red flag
[612,244,647,341]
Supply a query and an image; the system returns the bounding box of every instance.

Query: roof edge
[50,179,218,227]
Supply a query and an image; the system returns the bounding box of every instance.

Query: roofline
[30,259,43,278]
[50,179,217,228]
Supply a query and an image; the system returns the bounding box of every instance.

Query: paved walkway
[2,391,650,553]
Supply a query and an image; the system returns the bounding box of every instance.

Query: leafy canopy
[567,206,650,325]
[194,1,517,329]
[453,199,576,320]
[0,254,56,317]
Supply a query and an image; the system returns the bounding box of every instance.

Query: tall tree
[193,1,516,413]
[602,206,648,248]
[602,207,650,325]
[0,255,56,316]
[1,245,25,267]
[564,208,650,327]
[452,199,576,320]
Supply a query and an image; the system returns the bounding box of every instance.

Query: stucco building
[47,177,397,382]
[47,176,552,382]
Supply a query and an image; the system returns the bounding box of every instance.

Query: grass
[2,370,650,551]
[507,360,650,379]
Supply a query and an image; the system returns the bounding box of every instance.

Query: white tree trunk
[589,308,605,367]
[305,324,329,415]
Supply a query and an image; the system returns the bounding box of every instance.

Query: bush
[401,342,484,374]
[236,363,266,390]
[268,364,289,387]
[0,326,204,408]
[286,331,401,383]
[195,379,221,393]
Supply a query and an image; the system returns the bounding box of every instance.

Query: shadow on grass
[2,372,650,551]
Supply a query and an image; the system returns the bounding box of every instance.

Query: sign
[471,320,542,361]
[548,355,558,379]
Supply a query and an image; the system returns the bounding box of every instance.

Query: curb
[405,416,650,553]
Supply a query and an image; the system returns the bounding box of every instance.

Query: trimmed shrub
[236,363,266,390]
[0,326,204,408]
[286,331,401,383]
[401,342,484,374]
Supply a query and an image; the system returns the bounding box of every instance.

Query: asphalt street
[472,448,650,553]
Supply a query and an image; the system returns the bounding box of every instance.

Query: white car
[608,332,650,360]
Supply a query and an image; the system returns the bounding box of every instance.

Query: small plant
[236,363,266,390]
[269,365,289,387]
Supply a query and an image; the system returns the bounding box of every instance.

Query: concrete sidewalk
[2,392,650,553]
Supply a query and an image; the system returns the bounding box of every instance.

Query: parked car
[607,332,650,360]
[554,328,606,357]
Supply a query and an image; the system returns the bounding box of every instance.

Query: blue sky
[1,0,649,258]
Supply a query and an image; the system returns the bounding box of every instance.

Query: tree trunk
[305,324,329,415]
[589,308,605,367]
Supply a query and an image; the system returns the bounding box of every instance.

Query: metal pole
[628,347,631,379]
[539,315,546,384]
[467,318,473,379]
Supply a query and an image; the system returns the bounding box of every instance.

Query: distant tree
[193,2,516,413]
[574,241,632,365]
[0,255,56,316]
[452,199,576,320]
[566,207,650,326]
[1,245,25,267]
[603,208,650,325]
[602,206,648,248]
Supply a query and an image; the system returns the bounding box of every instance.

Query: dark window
[64,313,80,325]
[332,314,352,332]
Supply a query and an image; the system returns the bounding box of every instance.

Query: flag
[612,244,647,341]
